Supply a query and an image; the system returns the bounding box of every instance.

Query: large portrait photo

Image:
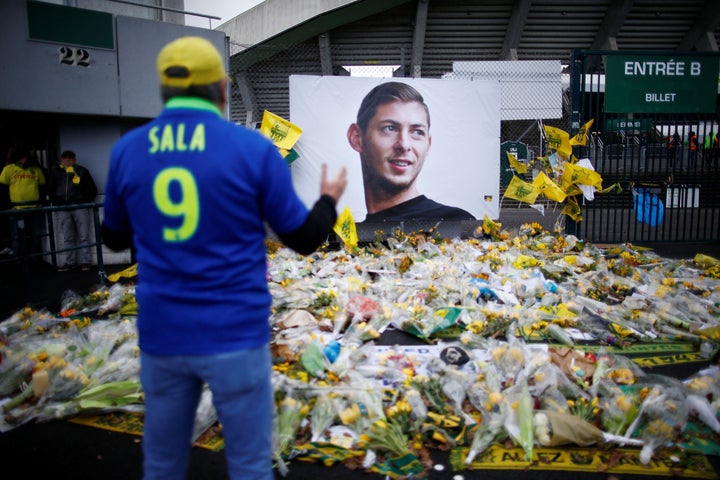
[289,75,501,230]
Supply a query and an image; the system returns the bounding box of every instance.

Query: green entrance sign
[604,118,653,132]
[605,55,719,114]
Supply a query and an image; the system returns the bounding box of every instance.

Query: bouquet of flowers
[309,392,339,442]
[533,409,643,447]
[273,390,307,469]
[623,386,687,464]
[502,382,534,461]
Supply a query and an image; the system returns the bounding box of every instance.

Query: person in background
[0,148,15,256]
[346,81,475,223]
[0,148,46,259]
[669,131,682,170]
[688,130,698,170]
[639,131,648,172]
[706,131,719,168]
[48,150,98,271]
[101,36,347,480]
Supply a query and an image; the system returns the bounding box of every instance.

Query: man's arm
[277,195,337,255]
[278,164,347,255]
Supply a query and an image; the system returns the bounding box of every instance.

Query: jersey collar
[165,97,222,117]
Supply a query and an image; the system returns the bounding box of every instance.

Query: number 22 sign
[59,47,90,67]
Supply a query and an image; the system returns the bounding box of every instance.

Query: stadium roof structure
[221,0,720,124]
[225,0,720,73]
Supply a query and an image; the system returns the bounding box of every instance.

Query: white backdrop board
[446,60,563,121]
[289,75,501,222]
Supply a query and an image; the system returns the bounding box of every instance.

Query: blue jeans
[140,346,274,480]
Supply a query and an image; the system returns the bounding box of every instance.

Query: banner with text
[605,55,719,113]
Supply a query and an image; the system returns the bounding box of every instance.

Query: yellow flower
[617,395,632,413]
[491,346,507,362]
[358,433,371,446]
[489,391,504,405]
[508,347,524,362]
[339,403,361,425]
[608,368,635,384]
[466,320,485,334]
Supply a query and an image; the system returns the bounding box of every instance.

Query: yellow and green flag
[507,151,527,174]
[482,215,501,236]
[563,162,602,189]
[333,207,358,249]
[544,125,572,158]
[532,171,567,203]
[278,147,300,165]
[599,182,622,194]
[561,196,583,222]
[570,119,594,146]
[260,110,303,164]
[504,175,540,204]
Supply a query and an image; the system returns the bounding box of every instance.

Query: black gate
[569,50,720,244]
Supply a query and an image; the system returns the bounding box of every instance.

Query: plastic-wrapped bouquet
[624,386,687,465]
[502,382,534,461]
[533,409,643,447]
[273,390,307,473]
[309,392,339,442]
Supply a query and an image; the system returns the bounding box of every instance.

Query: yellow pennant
[506,151,527,174]
[599,182,622,194]
[566,186,584,198]
[532,171,567,203]
[544,125,572,158]
[333,207,358,249]
[570,119,594,146]
[504,175,540,204]
[563,162,602,189]
[561,196,583,222]
[482,215,501,235]
[260,110,303,151]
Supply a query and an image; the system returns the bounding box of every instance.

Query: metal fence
[230,43,720,243]
[0,204,108,303]
[569,50,720,244]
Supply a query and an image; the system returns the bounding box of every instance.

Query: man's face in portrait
[352,101,432,196]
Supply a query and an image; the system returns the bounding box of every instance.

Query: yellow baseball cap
[157,36,226,88]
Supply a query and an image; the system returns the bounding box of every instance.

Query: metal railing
[0,203,108,304]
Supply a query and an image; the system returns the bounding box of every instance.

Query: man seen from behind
[101,36,347,480]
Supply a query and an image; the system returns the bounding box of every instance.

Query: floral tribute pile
[3,223,720,478]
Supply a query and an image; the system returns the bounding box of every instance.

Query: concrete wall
[0,0,227,265]
[0,1,225,118]
[219,0,357,52]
